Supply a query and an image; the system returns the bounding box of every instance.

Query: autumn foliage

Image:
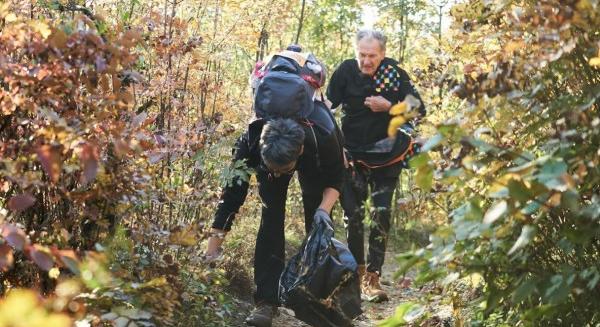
[1,0,600,326]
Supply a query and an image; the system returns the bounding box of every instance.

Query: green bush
[400,1,600,325]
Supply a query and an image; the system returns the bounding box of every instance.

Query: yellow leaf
[4,12,17,23]
[0,289,37,320]
[576,0,592,10]
[389,102,407,116]
[49,267,60,279]
[29,21,52,39]
[548,193,562,207]
[388,116,406,137]
[504,40,524,54]
[589,57,600,67]
[467,273,484,287]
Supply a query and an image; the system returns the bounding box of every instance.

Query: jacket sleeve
[211,132,252,231]
[397,68,426,120]
[317,130,345,193]
[326,62,347,110]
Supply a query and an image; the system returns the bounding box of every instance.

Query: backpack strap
[355,138,417,169]
[299,119,321,172]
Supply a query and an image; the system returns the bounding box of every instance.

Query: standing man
[327,29,426,302]
[204,111,345,326]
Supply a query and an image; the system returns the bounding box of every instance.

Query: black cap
[286,44,302,52]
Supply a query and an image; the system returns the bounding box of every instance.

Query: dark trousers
[341,164,399,274]
[253,169,325,305]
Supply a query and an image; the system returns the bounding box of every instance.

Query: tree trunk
[294,0,306,45]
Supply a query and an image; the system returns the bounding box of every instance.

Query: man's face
[265,160,296,178]
[356,37,385,76]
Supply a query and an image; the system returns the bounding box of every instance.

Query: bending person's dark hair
[260,119,305,168]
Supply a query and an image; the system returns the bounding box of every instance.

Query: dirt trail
[272,251,426,327]
[230,249,453,326]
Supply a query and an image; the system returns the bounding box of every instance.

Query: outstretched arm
[319,187,340,214]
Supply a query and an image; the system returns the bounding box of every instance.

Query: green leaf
[421,133,443,152]
[409,152,430,169]
[536,159,568,190]
[507,179,532,202]
[466,137,496,154]
[522,304,556,322]
[483,200,507,225]
[512,279,537,303]
[415,165,433,191]
[377,302,423,326]
[543,275,570,304]
[561,190,579,211]
[438,123,459,138]
[508,225,536,255]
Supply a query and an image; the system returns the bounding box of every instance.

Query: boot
[361,271,389,303]
[357,264,366,281]
[245,303,278,327]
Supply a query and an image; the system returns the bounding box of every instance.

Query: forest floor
[228,246,455,327]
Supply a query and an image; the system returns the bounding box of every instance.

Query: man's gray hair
[260,119,305,168]
[356,29,387,51]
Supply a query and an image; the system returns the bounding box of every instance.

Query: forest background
[0,0,599,326]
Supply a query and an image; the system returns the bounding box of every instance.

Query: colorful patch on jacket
[373,64,401,93]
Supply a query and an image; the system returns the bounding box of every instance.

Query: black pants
[253,168,325,305]
[340,163,400,274]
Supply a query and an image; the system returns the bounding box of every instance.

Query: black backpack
[253,51,326,120]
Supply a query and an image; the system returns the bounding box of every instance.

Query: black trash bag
[279,213,362,327]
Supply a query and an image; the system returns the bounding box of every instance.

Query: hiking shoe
[357,264,366,281]
[361,271,389,303]
[245,303,278,327]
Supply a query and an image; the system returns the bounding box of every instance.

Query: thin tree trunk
[294,0,306,45]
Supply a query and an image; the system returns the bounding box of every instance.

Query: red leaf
[1,224,28,250]
[80,143,99,185]
[29,245,54,271]
[37,145,62,183]
[0,244,14,271]
[7,193,36,212]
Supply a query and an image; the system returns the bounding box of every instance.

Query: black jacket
[326,57,425,150]
[212,103,345,231]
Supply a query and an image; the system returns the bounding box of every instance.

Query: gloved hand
[314,208,333,230]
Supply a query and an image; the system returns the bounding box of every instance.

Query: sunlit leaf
[377,302,424,326]
[389,102,407,115]
[388,116,407,137]
[415,165,433,191]
[508,225,536,255]
[483,201,507,225]
[0,244,14,271]
[420,133,443,152]
[37,145,62,183]
[169,226,197,246]
[48,267,60,279]
[409,152,430,169]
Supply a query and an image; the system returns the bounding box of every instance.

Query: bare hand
[364,96,391,112]
[204,228,226,263]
